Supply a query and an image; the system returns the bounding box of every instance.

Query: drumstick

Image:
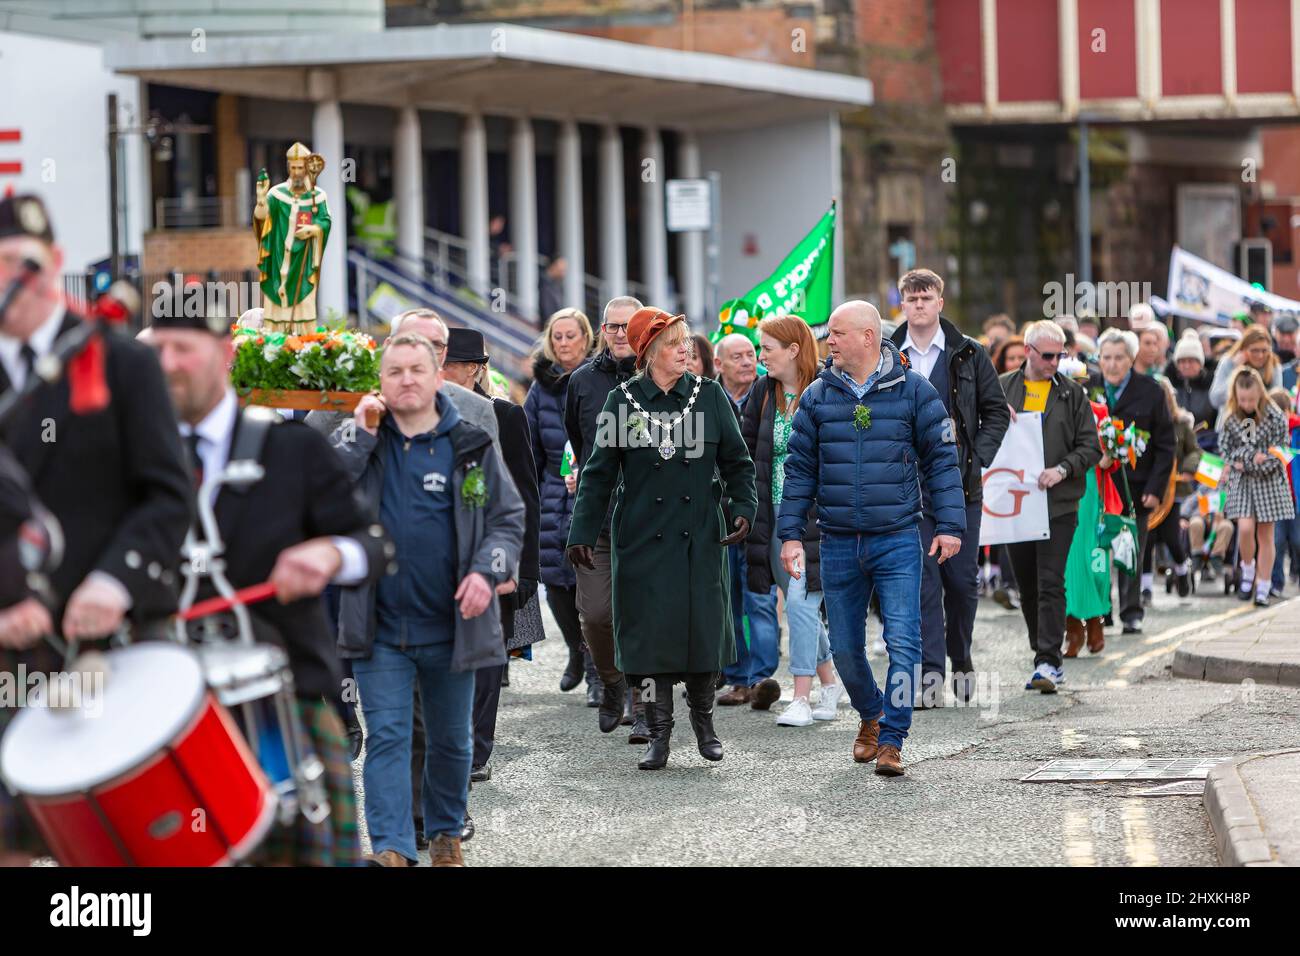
[179,581,277,621]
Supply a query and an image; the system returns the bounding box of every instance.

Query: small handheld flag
[1195,452,1225,489]
[560,440,575,477]
[1268,446,1296,466]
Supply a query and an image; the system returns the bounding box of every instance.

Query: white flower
[262,344,281,362]
[337,354,356,372]
[288,362,310,382]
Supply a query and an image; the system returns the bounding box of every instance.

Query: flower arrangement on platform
[230,326,380,411]
[1097,415,1149,468]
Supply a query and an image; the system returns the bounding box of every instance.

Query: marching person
[1092,329,1176,634]
[1219,368,1295,605]
[563,295,651,741]
[525,308,597,702]
[0,194,192,866]
[778,301,965,776]
[438,327,541,781]
[1209,326,1282,414]
[332,332,525,867]
[566,307,757,771]
[147,298,391,866]
[744,316,839,727]
[890,268,1009,706]
[998,321,1102,692]
[1165,329,1217,447]
[714,332,781,710]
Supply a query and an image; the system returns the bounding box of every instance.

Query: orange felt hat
[626,307,685,367]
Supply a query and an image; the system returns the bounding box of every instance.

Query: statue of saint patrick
[254,142,331,335]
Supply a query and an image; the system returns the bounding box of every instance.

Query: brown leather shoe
[716,685,750,706]
[874,744,904,776]
[365,849,411,867]
[852,717,881,763]
[749,679,781,711]
[1064,617,1085,658]
[1086,617,1105,654]
[429,834,465,867]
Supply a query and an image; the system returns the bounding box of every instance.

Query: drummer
[147,296,393,866]
[0,194,192,866]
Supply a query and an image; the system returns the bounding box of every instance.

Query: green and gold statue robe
[257,181,332,333]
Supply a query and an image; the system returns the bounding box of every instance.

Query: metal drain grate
[1021,758,1233,782]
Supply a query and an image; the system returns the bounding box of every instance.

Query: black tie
[19,344,36,387]
[185,432,204,489]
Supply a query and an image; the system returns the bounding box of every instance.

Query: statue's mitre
[286,142,312,160]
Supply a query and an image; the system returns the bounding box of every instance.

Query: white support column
[510,117,539,321]
[393,105,424,264]
[1060,0,1080,117]
[677,132,704,322]
[556,119,585,311]
[639,127,669,309]
[312,93,345,321]
[981,0,999,112]
[1137,0,1162,111]
[598,123,626,304]
[460,112,490,298]
[1221,0,1237,106]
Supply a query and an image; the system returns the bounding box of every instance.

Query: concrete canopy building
[99,20,870,335]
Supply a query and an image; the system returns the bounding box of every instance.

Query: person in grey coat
[330,331,524,867]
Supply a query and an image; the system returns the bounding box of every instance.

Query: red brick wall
[858,0,941,105]
[143,228,259,274]
[576,9,815,67]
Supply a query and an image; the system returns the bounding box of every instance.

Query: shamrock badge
[853,404,872,431]
[461,464,487,509]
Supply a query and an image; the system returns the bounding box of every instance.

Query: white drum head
[0,642,207,797]
[197,642,289,706]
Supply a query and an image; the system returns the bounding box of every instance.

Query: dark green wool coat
[567,371,757,675]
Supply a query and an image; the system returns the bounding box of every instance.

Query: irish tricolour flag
[1195,453,1225,489]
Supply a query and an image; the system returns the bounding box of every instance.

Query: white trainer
[811,684,842,720]
[776,696,815,727]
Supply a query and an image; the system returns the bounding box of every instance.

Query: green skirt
[1065,469,1112,620]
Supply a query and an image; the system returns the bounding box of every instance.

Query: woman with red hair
[743,316,840,726]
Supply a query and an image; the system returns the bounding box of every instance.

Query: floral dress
[770,393,796,506]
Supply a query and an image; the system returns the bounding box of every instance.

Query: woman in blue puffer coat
[524,307,598,701]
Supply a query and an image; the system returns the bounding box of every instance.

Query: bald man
[776,301,966,776]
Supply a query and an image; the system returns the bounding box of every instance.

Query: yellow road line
[1063,810,1097,866]
[1110,603,1258,675]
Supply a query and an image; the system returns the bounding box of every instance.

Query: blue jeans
[723,544,780,686]
[353,639,475,861]
[819,528,923,751]
[1273,518,1300,592]
[768,533,831,676]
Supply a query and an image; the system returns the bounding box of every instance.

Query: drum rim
[0,643,210,796]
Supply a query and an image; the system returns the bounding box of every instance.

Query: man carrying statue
[255,142,332,335]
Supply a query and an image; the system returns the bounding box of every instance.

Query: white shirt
[902,323,946,380]
[0,303,65,391]
[183,388,368,585]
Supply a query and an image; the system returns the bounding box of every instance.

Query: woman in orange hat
[566,308,757,770]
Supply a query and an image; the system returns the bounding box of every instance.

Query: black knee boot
[627,689,650,745]
[684,672,723,762]
[637,677,673,770]
[560,633,585,692]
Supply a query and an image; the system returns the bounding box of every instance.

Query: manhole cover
[1021,758,1232,782]
[1131,780,1207,797]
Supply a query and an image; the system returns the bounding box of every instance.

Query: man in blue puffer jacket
[777,301,965,777]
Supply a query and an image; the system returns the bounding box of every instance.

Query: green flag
[711,202,836,346]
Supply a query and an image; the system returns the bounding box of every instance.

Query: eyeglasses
[602,323,629,335]
[1029,344,1061,362]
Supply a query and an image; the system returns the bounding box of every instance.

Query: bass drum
[0,642,276,866]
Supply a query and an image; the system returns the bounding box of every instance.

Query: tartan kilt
[245,697,361,867]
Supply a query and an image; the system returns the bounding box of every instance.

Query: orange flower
[285,336,303,351]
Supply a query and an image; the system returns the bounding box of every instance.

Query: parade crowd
[1,193,1298,869]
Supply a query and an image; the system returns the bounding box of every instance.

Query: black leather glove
[566,544,596,571]
[719,515,750,547]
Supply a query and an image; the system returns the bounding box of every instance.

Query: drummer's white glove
[270,538,343,603]
[456,572,493,620]
[0,597,53,649]
[63,573,130,640]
